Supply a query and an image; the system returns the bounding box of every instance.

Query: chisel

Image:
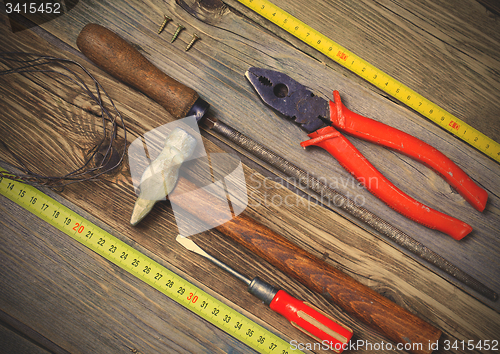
[76,23,447,353]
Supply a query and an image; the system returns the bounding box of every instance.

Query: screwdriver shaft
[176,235,251,285]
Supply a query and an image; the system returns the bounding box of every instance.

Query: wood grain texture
[0,193,261,354]
[30,0,500,304]
[0,316,54,354]
[225,0,500,141]
[36,0,500,307]
[0,0,499,353]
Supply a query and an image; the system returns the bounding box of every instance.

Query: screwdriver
[176,235,353,353]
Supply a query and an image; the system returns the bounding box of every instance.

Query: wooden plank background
[0,0,499,352]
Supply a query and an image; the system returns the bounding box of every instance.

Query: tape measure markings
[0,171,300,354]
[238,0,500,162]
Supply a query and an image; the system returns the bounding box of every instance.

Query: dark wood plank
[1,0,500,353]
[0,309,71,354]
[0,191,263,354]
[225,0,500,142]
[0,16,316,353]
[0,319,53,354]
[28,0,500,309]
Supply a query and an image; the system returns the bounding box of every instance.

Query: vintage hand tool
[246,67,488,241]
[77,23,493,352]
[0,169,296,354]
[176,235,353,353]
[169,172,442,354]
[74,24,498,302]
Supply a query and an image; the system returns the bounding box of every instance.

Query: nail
[185,34,200,51]
[171,24,185,43]
[158,15,171,34]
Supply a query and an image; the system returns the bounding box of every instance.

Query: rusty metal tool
[76,23,484,352]
[245,68,488,241]
[176,235,353,352]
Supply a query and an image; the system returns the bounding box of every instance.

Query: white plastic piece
[130,127,197,225]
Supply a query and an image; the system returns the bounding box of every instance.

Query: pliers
[245,67,488,240]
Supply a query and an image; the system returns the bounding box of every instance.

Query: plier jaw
[245,67,329,133]
[246,67,488,240]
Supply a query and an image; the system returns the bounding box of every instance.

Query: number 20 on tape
[0,171,299,354]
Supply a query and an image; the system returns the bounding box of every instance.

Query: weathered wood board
[0,187,265,354]
[1,0,499,352]
[29,0,500,305]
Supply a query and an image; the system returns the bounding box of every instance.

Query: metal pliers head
[245,67,328,133]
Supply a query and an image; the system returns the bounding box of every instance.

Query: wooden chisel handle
[76,23,442,353]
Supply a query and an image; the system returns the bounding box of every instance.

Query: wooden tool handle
[220,214,442,353]
[171,177,442,354]
[76,23,200,119]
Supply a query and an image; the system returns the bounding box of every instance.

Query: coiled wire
[0,52,126,187]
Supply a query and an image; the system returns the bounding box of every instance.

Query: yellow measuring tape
[237,0,500,163]
[0,169,300,354]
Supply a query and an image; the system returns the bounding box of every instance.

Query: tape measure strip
[237,0,500,163]
[0,170,299,354]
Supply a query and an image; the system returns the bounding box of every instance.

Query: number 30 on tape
[0,170,300,354]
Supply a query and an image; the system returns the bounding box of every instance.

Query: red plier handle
[301,91,488,240]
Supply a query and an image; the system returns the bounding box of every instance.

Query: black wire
[0,52,127,187]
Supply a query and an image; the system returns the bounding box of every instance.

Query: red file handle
[269,290,353,353]
[301,126,472,240]
[327,91,488,212]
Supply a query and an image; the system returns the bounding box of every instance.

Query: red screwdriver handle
[269,290,353,353]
